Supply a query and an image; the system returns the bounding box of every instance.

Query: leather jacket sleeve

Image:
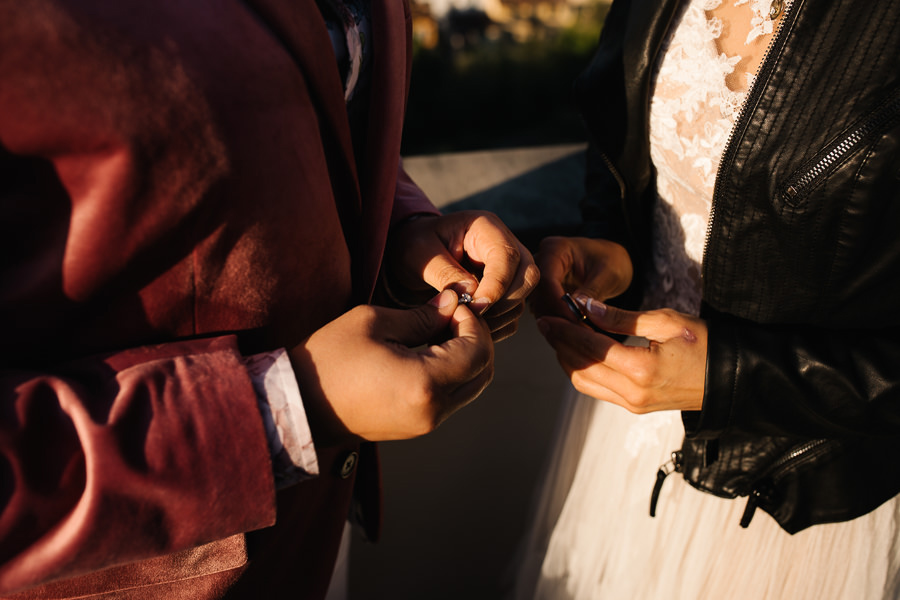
[578,141,651,311]
[574,0,672,311]
[580,143,631,246]
[689,308,900,441]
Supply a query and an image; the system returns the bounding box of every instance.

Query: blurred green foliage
[401,11,608,155]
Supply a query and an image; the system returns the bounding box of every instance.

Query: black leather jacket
[576,0,900,533]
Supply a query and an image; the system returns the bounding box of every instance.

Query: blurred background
[403,0,609,155]
[349,2,610,598]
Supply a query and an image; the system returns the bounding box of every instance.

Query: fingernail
[429,289,456,309]
[536,318,550,336]
[470,297,491,315]
[575,294,607,317]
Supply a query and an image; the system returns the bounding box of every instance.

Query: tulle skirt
[512,387,900,600]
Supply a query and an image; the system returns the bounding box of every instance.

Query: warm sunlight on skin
[291,290,494,445]
[388,211,539,341]
[537,301,707,414]
[707,0,782,92]
[530,236,706,414]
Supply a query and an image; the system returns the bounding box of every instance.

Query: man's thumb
[392,289,459,347]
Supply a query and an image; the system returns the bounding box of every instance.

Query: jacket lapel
[354,0,410,301]
[242,0,408,305]
[618,0,682,188]
[621,0,682,87]
[241,0,363,240]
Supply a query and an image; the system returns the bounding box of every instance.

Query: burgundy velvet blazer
[0,0,434,597]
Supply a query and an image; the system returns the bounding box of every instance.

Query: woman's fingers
[574,296,701,343]
[537,311,707,413]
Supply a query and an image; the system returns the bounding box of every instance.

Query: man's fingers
[469,239,521,305]
[482,302,524,341]
[422,247,480,298]
[440,362,495,423]
[461,220,538,313]
[380,289,458,348]
[421,302,494,385]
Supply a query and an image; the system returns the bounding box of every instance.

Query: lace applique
[643,0,777,315]
[735,0,779,44]
[629,0,780,459]
[622,411,681,458]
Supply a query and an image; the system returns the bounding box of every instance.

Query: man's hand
[385,211,539,341]
[290,290,494,446]
[537,297,707,413]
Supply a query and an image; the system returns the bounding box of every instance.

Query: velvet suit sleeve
[688,310,900,441]
[390,161,440,225]
[0,4,277,593]
[0,336,276,594]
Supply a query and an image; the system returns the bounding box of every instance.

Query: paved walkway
[404,142,587,247]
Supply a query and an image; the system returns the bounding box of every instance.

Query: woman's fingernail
[429,289,456,308]
[575,294,607,317]
[536,318,550,336]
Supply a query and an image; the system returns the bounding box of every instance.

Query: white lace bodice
[643,0,782,314]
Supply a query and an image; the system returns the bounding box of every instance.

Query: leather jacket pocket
[650,433,839,531]
[762,85,900,323]
[779,87,900,208]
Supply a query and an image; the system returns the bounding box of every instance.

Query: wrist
[287,342,360,448]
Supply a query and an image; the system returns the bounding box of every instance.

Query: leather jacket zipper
[702,0,796,273]
[598,149,628,205]
[739,438,830,527]
[781,92,900,204]
[649,450,683,517]
[650,439,831,525]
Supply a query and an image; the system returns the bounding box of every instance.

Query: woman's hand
[385,211,539,341]
[537,296,707,413]
[290,290,494,446]
[530,236,633,323]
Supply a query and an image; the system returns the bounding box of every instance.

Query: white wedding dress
[512,1,900,598]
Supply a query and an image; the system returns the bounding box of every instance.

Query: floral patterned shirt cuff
[244,349,320,489]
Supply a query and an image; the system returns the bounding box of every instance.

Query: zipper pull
[740,489,761,528]
[769,0,784,20]
[650,451,683,517]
